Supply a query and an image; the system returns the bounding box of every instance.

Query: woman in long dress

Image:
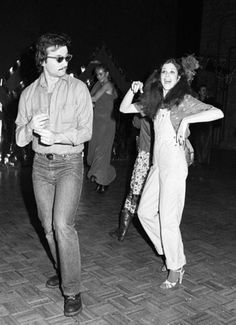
[119,55,224,288]
[87,64,117,193]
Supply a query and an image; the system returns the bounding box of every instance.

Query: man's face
[42,45,69,78]
[199,86,207,99]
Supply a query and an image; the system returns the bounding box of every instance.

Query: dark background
[0,0,203,81]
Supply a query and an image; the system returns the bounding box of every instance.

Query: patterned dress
[123,116,153,214]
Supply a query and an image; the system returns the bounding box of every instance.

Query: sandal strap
[160,279,177,289]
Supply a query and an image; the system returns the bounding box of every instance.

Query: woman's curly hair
[138,70,162,119]
[140,58,194,119]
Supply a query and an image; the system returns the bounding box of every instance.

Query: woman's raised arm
[119,81,143,114]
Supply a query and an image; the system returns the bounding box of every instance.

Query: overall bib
[138,109,188,270]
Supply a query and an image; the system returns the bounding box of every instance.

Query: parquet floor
[0,149,236,325]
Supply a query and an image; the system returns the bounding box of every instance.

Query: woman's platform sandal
[160,268,185,289]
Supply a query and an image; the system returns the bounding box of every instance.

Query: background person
[87,64,118,193]
[109,115,153,241]
[190,84,217,165]
[15,32,93,317]
[109,70,157,241]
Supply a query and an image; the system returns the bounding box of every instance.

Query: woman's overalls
[138,108,188,270]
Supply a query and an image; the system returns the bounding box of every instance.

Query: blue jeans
[32,153,83,296]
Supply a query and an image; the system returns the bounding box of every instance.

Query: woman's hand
[131,81,143,94]
[176,118,188,146]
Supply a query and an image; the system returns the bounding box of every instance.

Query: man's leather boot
[46,275,60,289]
[64,293,82,317]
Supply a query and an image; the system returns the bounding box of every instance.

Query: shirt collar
[39,73,69,88]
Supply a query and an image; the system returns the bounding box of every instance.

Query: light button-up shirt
[15,73,93,154]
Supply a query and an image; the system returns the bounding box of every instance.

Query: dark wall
[0,0,180,81]
[0,1,40,76]
[176,0,203,57]
[0,0,203,81]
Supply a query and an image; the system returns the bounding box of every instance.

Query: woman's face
[160,62,180,95]
[96,68,108,84]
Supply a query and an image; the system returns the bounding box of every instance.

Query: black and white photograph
[0,1,235,324]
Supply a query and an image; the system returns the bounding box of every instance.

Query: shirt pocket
[31,99,48,117]
[61,104,76,125]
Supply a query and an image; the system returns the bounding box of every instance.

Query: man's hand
[36,129,57,146]
[29,114,49,132]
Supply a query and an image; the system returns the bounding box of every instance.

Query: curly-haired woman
[119,57,224,289]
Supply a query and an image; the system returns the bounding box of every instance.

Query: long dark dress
[87,84,116,186]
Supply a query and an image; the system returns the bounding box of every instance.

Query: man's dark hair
[35,33,71,72]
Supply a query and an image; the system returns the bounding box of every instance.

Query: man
[191,85,216,165]
[15,33,93,317]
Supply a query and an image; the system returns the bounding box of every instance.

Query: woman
[87,64,117,193]
[109,115,153,241]
[119,56,224,289]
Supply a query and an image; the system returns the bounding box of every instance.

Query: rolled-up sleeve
[62,82,93,146]
[15,90,33,147]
